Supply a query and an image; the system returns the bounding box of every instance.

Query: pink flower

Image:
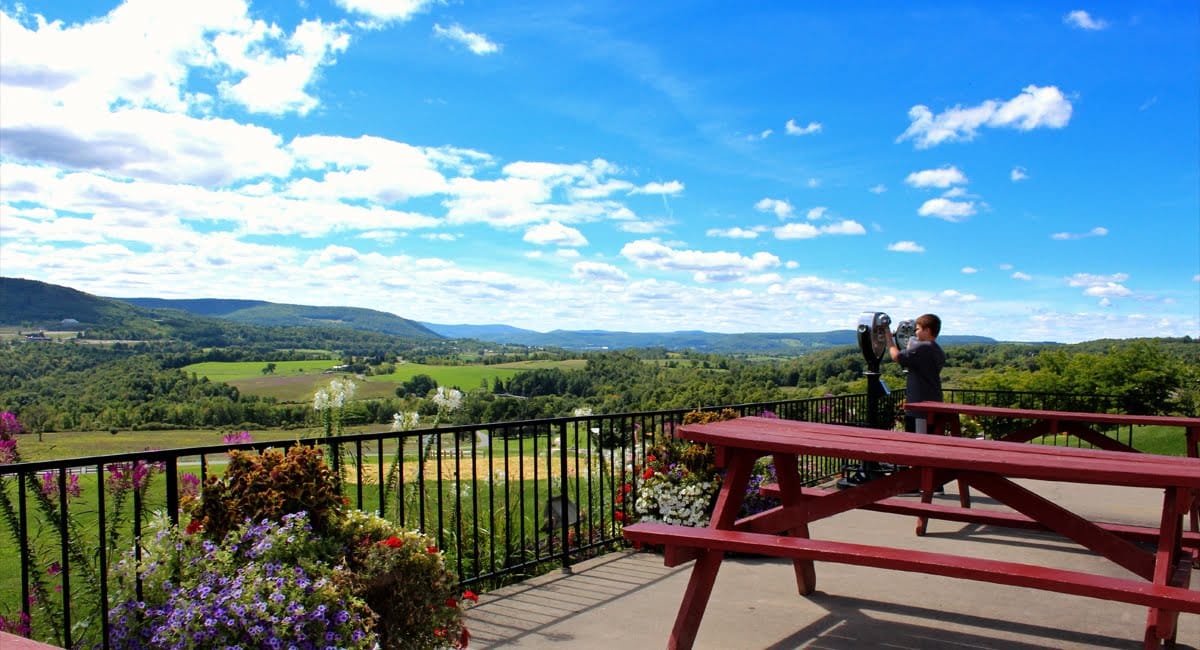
[0,411,22,438]
[222,430,253,445]
[47,562,61,576]
[180,473,201,498]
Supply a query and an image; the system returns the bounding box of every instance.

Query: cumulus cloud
[897,85,1073,148]
[1011,166,1029,181]
[620,240,779,281]
[1064,10,1108,31]
[336,0,436,23]
[631,180,684,195]
[433,23,500,54]
[917,198,976,222]
[961,266,978,274]
[524,221,588,247]
[1051,226,1108,240]
[571,261,629,283]
[755,197,793,219]
[1011,271,1032,281]
[868,184,887,194]
[785,119,822,135]
[905,166,968,188]
[1069,272,1133,300]
[806,206,828,220]
[887,241,925,253]
[706,226,760,239]
[774,220,866,239]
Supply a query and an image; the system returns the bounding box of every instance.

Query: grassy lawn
[181,358,586,401]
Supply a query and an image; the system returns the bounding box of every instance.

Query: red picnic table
[622,416,1200,650]
[907,401,1200,533]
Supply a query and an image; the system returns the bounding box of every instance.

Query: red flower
[434,628,446,638]
[446,598,458,608]
[462,590,479,602]
[380,536,403,548]
[622,484,632,494]
[427,545,439,554]
[457,626,472,648]
[614,511,625,522]
[614,493,623,504]
[185,519,202,535]
[642,468,654,480]
[647,454,656,463]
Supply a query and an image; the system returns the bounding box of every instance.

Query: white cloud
[806,178,820,188]
[571,261,628,283]
[1011,271,1032,281]
[620,240,779,280]
[759,129,773,139]
[774,220,866,239]
[785,119,822,135]
[938,289,979,302]
[433,23,500,55]
[806,206,828,220]
[755,197,793,219]
[1010,166,1029,182]
[336,0,436,23]
[706,227,760,239]
[897,85,1073,148]
[631,180,684,195]
[1051,226,1108,240]
[887,241,925,253]
[524,221,588,247]
[869,184,887,194]
[905,166,968,188]
[1064,10,1108,31]
[961,266,978,274]
[917,198,976,222]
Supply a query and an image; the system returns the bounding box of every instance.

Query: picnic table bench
[622,416,1200,649]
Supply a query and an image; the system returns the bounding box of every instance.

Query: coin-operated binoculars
[836,312,894,489]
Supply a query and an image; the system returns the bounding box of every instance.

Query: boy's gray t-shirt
[897,340,945,411]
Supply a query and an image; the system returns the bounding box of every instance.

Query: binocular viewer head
[857,311,917,365]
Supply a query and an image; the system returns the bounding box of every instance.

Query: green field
[182,358,587,402]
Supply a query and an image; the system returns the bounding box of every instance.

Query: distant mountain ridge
[418,322,995,352]
[119,297,440,339]
[1,277,998,353]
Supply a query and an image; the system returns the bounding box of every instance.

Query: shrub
[187,443,347,541]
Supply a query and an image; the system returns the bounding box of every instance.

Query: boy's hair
[916,313,941,338]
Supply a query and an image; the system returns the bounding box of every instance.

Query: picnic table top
[905,401,1200,428]
[675,416,1200,490]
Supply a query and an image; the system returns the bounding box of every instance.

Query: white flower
[432,386,462,412]
[391,412,420,431]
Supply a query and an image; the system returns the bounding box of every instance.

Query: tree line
[0,336,1195,435]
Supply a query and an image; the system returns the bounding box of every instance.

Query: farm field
[183,358,587,401]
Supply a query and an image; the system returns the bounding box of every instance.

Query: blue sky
[1,1,1197,343]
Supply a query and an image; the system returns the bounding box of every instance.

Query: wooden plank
[676,418,1200,488]
[621,523,1200,614]
[754,485,1200,550]
[905,402,1200,429]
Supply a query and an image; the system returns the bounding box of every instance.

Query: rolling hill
[2,277,997,353]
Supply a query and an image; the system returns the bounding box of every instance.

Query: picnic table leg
[916,468,936,536]
[669,550,724,650]
[666,448,756,649]
[1187,427,1198,536]
[773,452,816,594]
[1143,487,1188,649]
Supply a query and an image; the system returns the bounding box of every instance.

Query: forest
[0,333,1195,435]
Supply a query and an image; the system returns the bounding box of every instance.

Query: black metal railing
[3,389,1151,648]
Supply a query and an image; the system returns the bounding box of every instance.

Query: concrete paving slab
[466,480,1199,649]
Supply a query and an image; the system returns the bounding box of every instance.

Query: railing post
[558,421,572,574]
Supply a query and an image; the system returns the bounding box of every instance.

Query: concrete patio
[466,480,1199,649]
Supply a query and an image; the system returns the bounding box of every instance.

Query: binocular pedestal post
[837,312,895,489]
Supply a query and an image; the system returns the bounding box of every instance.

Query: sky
[1,1,1197,344]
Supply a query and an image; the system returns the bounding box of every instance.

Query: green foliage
[188,444,348,541]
